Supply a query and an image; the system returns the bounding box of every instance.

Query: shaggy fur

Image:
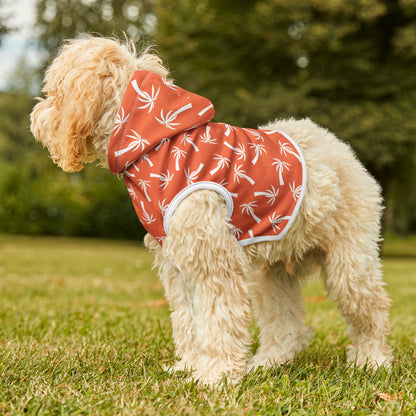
[30,36,393,386]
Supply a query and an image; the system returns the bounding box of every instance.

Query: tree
[34,0,157,55]
[155,0,416,233]
[0,0,11,45]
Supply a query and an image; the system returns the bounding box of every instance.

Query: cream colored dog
[30,36,393,385]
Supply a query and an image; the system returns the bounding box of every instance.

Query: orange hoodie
[108,71,306,245]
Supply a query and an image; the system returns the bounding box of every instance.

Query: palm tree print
[150,170,174,190]
[155,137,170,151]
[198,104,214,116]
[181,133,199,152]
[124,162,140,178]
[210,154,231,175]
[229,225,243,239]
[140,201,156,224]
[249,142,267,164]
[272,158,291,185]
[199,126,217,144]
[241,202,261,223]
[224,124,238,137]
[289,181,302,201]
[246,130,264,141]
[171,146,187,170]
[254,186,279,205]
[137,179,152,202]
[162,78,178,90]
[233,164,255,185]
[155,103,192,129]
[279,140,301,161]
[184,163,204,185]
[115,130,150,157]
[159,199,169,217]
[268,213,291,233]
[139,154,154,167]
[127,185,136,200]
[225,141,246,161]
[131,80,160,113]
[113,107,129,135]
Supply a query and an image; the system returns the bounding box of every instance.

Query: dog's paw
[191,369,241,388]
[164,359,194,374]
[247,350,293,373]
[346,344,393,370]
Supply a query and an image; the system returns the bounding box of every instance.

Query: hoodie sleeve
[108,70,215,174]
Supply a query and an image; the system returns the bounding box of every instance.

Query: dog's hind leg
[163,190,252,385]
[322,244,393,369]
[248,263,314,371]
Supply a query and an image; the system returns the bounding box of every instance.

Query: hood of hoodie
[108,70,215,174]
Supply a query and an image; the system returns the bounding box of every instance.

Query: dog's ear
[31,37,138,172]
[45,66,112,172]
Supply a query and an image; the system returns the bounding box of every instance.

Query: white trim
[163,182,234,235]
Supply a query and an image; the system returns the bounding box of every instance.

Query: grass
[0,234,415,415]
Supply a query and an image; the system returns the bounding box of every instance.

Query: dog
[30,36,393,385]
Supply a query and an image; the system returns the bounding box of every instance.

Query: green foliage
[155,0,416,233]
[1,0,415,237]
[34,0,156,54]
[0,90,144,239]
[0,235,415,414]
[0,0,11,44]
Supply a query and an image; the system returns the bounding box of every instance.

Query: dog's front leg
[163,190,252,386]
[145,233,199,372]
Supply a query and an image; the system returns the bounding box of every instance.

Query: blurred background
[0,0,415,241]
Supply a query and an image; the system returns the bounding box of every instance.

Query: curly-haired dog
[30,36,393,385]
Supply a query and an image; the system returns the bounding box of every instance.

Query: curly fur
[30,36,393,386]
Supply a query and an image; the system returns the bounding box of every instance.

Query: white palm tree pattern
[210,154,231,175]
[199,126,217,144]
[113,107,129,135]
[127,185,136,200]
[272,158,291,185]
[229,225,243,239]
[254,186,279,205]
[181,132,199,152]
[138,179,152,202]
[159,199,169,217]
[225,141,246,161]
[132,80,160,113]
[155,103,192,129]
[110,70,305,247]
[150,170,174,190]
[155,137,170,151]
[279,140,301,161]
[249,142,267,164]
[289,181,302,201]
[233,164,255,185]
[115,130,150,157]
[171,146,187,171]
[162,78,178,90]
[246,130,264,141]
[140,201,156,224]
[185,163,204,185]
[269,212,292,233]
[241,202,261,223]
[139,154,154,167]
[224,124,236,137]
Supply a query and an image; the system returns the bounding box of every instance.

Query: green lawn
[1,234,415,415]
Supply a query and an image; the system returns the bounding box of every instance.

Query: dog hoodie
[108,70,306,246]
